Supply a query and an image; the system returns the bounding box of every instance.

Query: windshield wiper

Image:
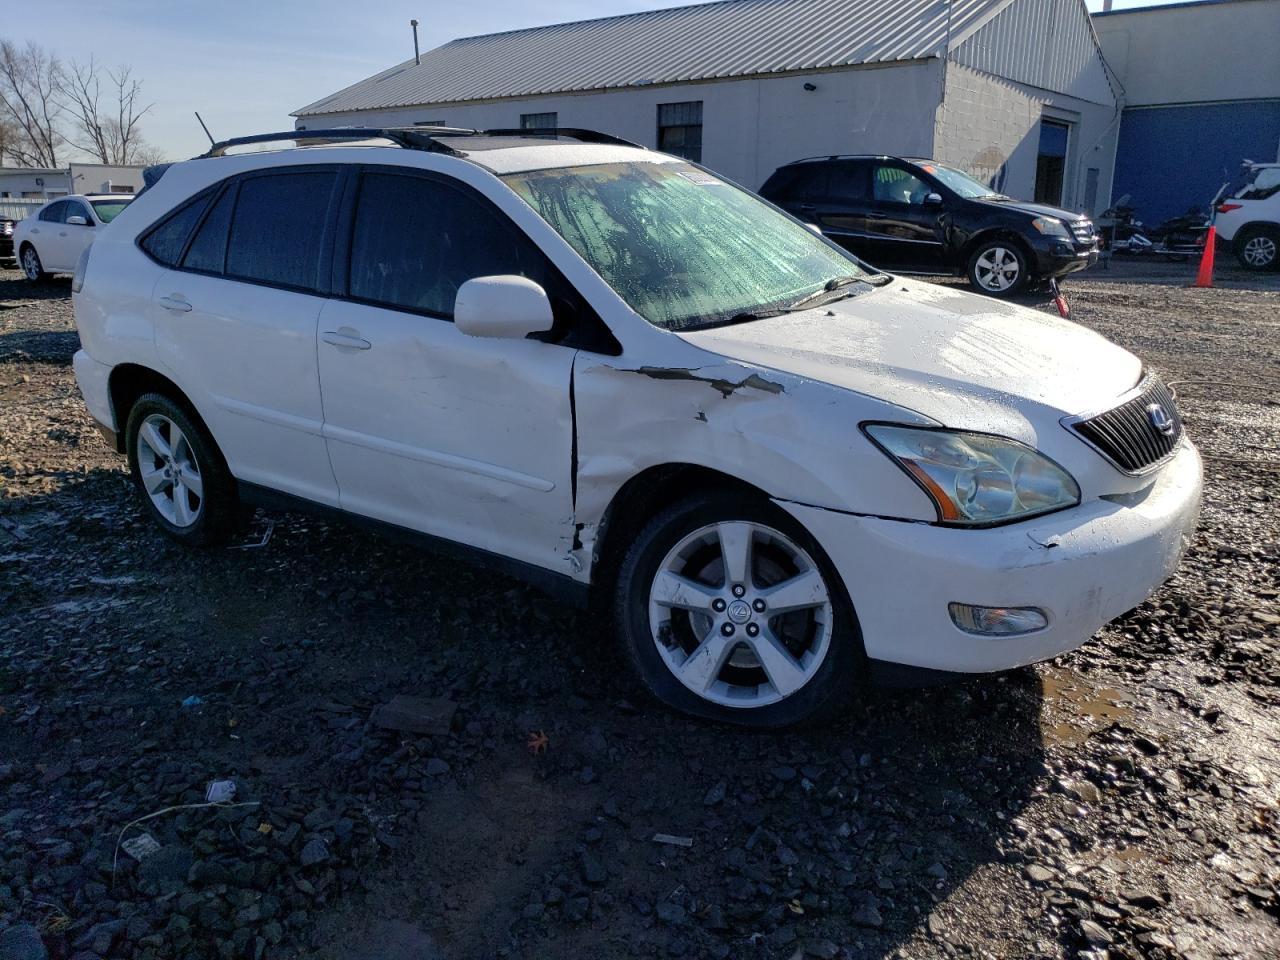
[981,193,1013,201]
[784,275,877,312]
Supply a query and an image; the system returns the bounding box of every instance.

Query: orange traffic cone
[1193,225,1216,288]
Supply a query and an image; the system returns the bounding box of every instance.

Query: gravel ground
[1,259,1278,960]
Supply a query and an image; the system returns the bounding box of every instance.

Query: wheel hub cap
[136,413,204,528]
[647,521,834,708]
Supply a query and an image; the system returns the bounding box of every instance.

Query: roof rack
[195,126,643,160]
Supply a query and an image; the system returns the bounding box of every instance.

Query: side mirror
[923,192,943,206]
[66,215,91,226]
[455,275,554,340]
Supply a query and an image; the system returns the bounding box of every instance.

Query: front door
[865,162,946,270]
[51,199,96,271]
[317,168,577,572]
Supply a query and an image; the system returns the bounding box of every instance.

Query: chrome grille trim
[1063,375,1183,474]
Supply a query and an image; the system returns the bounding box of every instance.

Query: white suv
[71,127,1202,727]
[1215,162,1280,271]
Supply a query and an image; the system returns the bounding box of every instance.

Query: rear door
[147,167,341,506]
[316,166,579,572]
[809,161,876,263]
[865,162,947,270]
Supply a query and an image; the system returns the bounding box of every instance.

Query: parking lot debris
[120,832,162,862]
[180,695,203,709]
[204,779,236,803]
[653,833,694,848]
[371,695,457,736]
[229,518,275,550]
[526,730,549,754]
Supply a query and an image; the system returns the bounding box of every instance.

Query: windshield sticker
[677,170,722,186]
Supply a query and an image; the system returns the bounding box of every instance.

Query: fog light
[949,603,1047,636]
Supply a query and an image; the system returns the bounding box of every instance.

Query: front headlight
[864,425,1080,525]
[1031,216,1070,239]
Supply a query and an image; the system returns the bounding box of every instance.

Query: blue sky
[8,0,1184,161]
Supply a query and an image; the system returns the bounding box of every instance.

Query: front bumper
[778,439,1202,674]
[0,235,13,260]
[1031,238,1098,278]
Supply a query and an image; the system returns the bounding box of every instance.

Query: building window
[520,112,557,130]
[657,101,702,163]
[1034,118,1070,205]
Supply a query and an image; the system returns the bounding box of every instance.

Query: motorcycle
[1098,196,1153,254]
[1149,205,1212,261]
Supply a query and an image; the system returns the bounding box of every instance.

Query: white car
[15,193,133,281]
[69,128,1202,727]
[1215,162,1280,271]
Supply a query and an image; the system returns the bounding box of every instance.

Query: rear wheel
[125,393,242,546]
[20,245,47,283]
[1235,226,1279,271]
[614,492,863,727]
[967,241,1028,296]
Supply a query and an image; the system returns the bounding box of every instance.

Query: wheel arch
[961,227,1033,265]
[1234,220,1280,241]
[108,364,214,455]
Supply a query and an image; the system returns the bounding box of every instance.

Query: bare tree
[0,40,63,167]
[59,58,155,165]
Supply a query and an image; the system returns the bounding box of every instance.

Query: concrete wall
[1094,0,1280,107]
[933,62,1119,214]
[0,170,70,199]
[295,59,943,190]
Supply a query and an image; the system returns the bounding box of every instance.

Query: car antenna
[194,111,215,147]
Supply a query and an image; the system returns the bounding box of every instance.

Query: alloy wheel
[136,414,204,527]
[974,246,1021,292]
[647,521,833,708]
[22,248,40,281]
[1242,235,1277,268]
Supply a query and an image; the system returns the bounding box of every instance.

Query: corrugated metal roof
[294,0,1010,117]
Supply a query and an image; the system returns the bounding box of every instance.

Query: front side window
[924,163,997,199]
[226,171,336,290]
[503,161,867,331]
[657,102,702,163]
[348,171,550,317]
[871,165,931,205]
[65,201,93,223]
[90,198,131,222]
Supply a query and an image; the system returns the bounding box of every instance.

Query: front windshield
[502,161,869,330]
[922,163,997,199]
[91,199,131,222]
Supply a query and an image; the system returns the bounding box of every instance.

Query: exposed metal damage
[629,366,786,398]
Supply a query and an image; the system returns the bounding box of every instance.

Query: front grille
[1070,220,1096,244]
[1067,376,1183,473]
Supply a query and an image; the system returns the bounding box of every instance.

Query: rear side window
[1239,167,1280,201]
[828,161,869,201]
[762,165,831,203]
[140,192,214,266]
[226,171,336,291]
[181,186,237,274]
[348,171,549,317]
[39,201,67,223]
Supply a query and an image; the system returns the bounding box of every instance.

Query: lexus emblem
[1146,403,1175,436]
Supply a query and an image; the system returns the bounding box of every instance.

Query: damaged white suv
[71,128,1202,727]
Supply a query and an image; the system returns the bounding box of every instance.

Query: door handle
[158,295,193,313]
[322,330,371,350]
[867,213,888,221]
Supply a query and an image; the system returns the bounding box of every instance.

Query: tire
[20,244,48,283]
[966,240,1029,297]
[125,392,242,546]
[613,490,864,728]
[1234,225,1279,272]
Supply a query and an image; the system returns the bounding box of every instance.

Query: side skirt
[236,481,592,609]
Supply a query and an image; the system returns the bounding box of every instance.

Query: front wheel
[614,492,863,728]
[125,393,242,546]
[967,241,1028,296]
[20,245,47,283]
[1235,226,1279,271]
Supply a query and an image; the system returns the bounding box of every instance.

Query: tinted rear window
[226,171,335,290]
[140,192,213,266]
[182,186,236,274]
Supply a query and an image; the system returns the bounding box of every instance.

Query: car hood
[975,196,1084,221]
[677,278,1141,440]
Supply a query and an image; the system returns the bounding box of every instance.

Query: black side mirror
[924,192,943,206]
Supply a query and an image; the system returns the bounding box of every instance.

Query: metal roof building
[295,0,1121,212]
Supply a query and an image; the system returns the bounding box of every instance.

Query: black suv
[761,156,1099,296]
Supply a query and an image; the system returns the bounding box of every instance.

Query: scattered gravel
[1,262,1277,959]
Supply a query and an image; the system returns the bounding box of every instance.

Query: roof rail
[195,126,644,160]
